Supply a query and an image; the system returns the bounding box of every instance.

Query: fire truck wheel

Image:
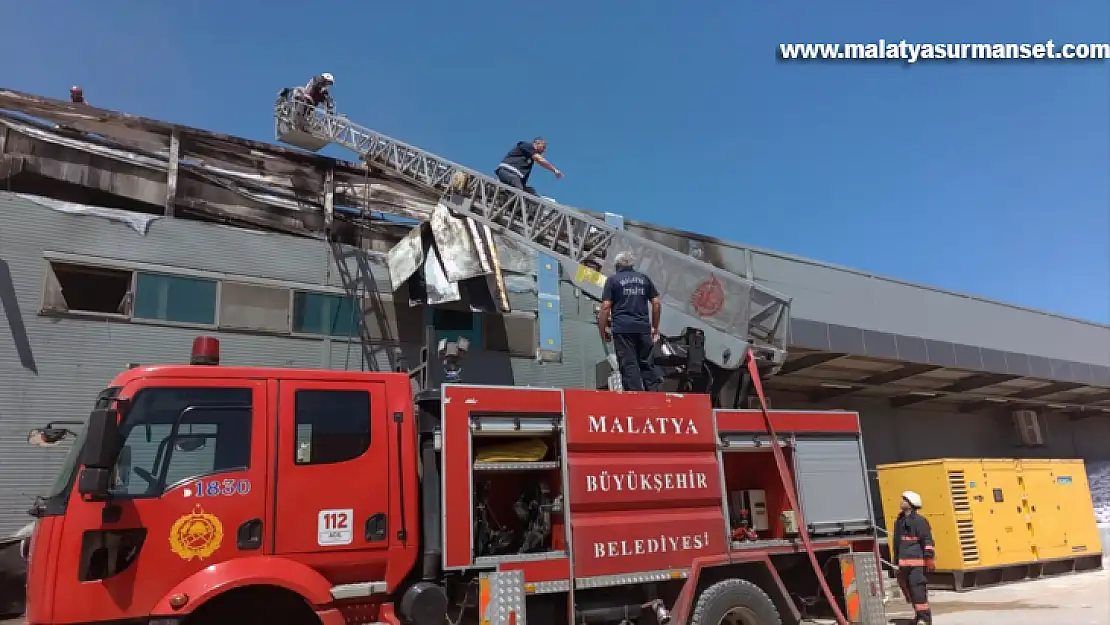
[690,579,781,625]
[183,586,319,625]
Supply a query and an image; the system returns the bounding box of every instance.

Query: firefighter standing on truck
[893,490,935,625]
[598,251,662,392]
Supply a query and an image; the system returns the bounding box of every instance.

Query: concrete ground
[4,569,1107,624]
[811,567,1110,625]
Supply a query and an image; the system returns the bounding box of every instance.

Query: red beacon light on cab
[190,336,220,366]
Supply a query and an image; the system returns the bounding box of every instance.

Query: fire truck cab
[23,337,887,625]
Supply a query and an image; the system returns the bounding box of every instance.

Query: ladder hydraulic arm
[274,95,792,371]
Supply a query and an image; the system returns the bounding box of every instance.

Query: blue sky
[4,0,1108,323]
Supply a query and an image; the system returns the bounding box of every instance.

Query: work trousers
[612,332,660,392]
[495,168,536,195]
[897,566,931,624]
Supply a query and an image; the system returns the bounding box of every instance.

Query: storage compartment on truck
[720,436,797,545]
[469,413,566,565]
[792,434,874,537]
[876,457,1103,588]
[717,410,874,545]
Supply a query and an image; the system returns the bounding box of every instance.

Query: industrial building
[1,88,1108,540]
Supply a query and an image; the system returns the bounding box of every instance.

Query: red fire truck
[22,337,887,625]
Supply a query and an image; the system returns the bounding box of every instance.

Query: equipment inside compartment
[721,449,797,542]
[471,435,565,560]
[474,480,559,557]
[474,438,549,463]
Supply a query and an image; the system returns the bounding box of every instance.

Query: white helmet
[902,491,923,509]
[321,73,335,84]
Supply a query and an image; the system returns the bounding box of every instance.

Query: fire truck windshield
[43,425,86,499]
[108,387,252,497]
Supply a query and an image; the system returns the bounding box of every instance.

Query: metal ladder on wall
[328,236,399,372]
[274,96,793,370]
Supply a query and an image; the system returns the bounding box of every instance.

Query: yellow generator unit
[876,458,1103,590]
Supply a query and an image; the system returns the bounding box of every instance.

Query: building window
[293,390,371,465]
[42,261,132,316]
[219,282,292,333]
[133,272,218,325]
[293,291,359,337]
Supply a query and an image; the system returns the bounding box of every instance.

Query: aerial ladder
[273,94,794,405]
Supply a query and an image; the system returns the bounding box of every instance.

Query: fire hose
[745,351,850,625]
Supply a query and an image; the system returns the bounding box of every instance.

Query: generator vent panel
[955,518,980,564]
[946,470,980,564]
[947,471,970,512]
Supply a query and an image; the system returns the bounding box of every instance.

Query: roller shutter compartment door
[793,436,874,536]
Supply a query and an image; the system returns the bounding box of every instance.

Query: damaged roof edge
[0,88,440,200]
[0,113,445,235]
[16,192,161,235]
[0,88,365,172]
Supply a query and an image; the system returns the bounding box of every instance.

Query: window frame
[132,270,222,328]
[40,260,136,321]
[290,290,364,339]
[218,280,296,334]
[292,388,373,466]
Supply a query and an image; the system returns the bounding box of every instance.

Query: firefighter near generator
[20,336,887,625]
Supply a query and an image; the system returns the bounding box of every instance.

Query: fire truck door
[271,380,391,560]
[43,379,269,625]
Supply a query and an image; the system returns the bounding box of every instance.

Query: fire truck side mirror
[77,467,113,500]
[77,406,122,499]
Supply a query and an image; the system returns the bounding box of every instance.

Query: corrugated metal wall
[0,192,601,534]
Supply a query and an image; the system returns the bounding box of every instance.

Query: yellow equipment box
[876,458,1102,572]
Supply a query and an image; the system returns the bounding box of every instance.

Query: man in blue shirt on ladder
[597,251,662,392]
[495,137,563,195]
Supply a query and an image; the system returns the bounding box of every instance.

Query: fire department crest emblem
[690,276,724,317]
[169,505,224,561]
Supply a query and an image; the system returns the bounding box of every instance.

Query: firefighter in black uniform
[495,137,563,195]
[893,490,935,625]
